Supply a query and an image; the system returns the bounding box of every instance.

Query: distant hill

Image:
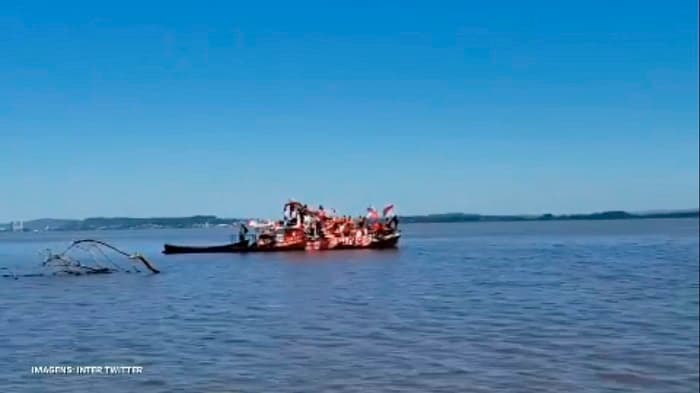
[11,218,81,231]
[1,216,243,232]
[1,209,697,231]
[400,210,699,223]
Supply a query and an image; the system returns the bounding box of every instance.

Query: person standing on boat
[387,215,399,231]
[344,216,354,236]
[315,216,324,238]
[311,205,326,238]
[238,223,249,243]
[302,205,313,234]
[293,209,302,228]
[382,204,398,231]
[286,204,297,227]
[285,200,302,227]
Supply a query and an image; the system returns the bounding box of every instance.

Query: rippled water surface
[1,219,698,392]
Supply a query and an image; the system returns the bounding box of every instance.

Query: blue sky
[1,0,698,220]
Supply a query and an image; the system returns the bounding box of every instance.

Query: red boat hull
[162,233,400,255]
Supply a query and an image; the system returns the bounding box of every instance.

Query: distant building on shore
[11,221,24,232]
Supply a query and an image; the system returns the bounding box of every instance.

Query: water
[1,219,698,392]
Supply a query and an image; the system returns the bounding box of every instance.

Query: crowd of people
[282,201,399,239]
[238,201,399,244]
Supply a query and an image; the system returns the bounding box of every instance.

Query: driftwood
[61,239,160,274]
[2,239,159,279]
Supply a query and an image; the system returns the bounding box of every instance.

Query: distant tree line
[2,210,697,231]
[399,210,699,223]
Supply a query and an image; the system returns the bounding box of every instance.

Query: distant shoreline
[1,210,697,232]
[400,210,699,223]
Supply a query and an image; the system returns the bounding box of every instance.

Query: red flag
[366,207,379,220]
[382,204,395,217]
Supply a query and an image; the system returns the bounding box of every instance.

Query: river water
[0,219,698,392]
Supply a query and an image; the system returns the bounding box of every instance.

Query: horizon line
[5,207,699,223]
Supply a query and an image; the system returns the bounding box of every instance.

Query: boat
[162,240,307,254]
[162,201,400,255]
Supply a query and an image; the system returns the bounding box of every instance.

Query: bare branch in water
[3,239,159,278]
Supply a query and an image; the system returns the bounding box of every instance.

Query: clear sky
[1,0,698,221]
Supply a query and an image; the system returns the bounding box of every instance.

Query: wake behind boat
[162,201,400,254]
